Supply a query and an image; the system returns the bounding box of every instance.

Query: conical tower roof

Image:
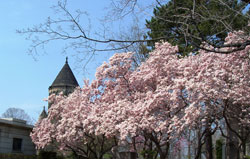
[50,57,79,87]
[39,106,47,120]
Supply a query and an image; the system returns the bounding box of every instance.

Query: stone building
[49,57,78,96]
[36,58,80,158]
[39,57,79,113]
[0,58,80,158]
[0,118,36,155]
[47,57,79,108]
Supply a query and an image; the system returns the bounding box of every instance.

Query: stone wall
[0,118,36,155]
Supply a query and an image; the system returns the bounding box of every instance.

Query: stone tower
[38,106,47,120]
[48,57,79,108]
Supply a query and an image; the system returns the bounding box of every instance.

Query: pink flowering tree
[32,31,249,159]
[93,43,186,159]
[31,84,118,159]
[32,44,182,159]
[170,31,250,158]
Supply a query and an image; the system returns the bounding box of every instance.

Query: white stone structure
[0,118,36,155]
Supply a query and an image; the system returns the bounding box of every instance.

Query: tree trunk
[188,129,191,159]
[205,129,213,159]
[159,153,167,159]
[145,141,153,159]
[226,139,239,159]
[226,117,240,159]
[195,130,202,159]
[158,145,168,159]
[240,141,247,159]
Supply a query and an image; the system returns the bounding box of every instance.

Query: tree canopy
[2,107,34,125]
[32,31,250,159]
[146,0,249,55]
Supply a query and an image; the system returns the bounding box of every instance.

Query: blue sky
[0,0,114,121]
[0,1,153,122]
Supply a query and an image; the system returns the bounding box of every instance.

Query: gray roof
[0,118,33,129]
[50,58,79,87]
[39,106,48,120]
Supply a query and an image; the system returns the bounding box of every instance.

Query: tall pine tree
[146,0,249,55]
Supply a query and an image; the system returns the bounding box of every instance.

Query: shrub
[38,151,56,159]
[216,139,223,159]
[0,153,37,159]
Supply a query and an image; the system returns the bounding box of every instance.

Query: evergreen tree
[146,0,249,55]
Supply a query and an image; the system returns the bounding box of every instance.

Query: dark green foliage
[0,153,37,159]
[38,151,57,159]
[139,149,157,159]
[146,0,249,56]
[103,153,113,159]
[215,139,223,159]
[245,155,250,159]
